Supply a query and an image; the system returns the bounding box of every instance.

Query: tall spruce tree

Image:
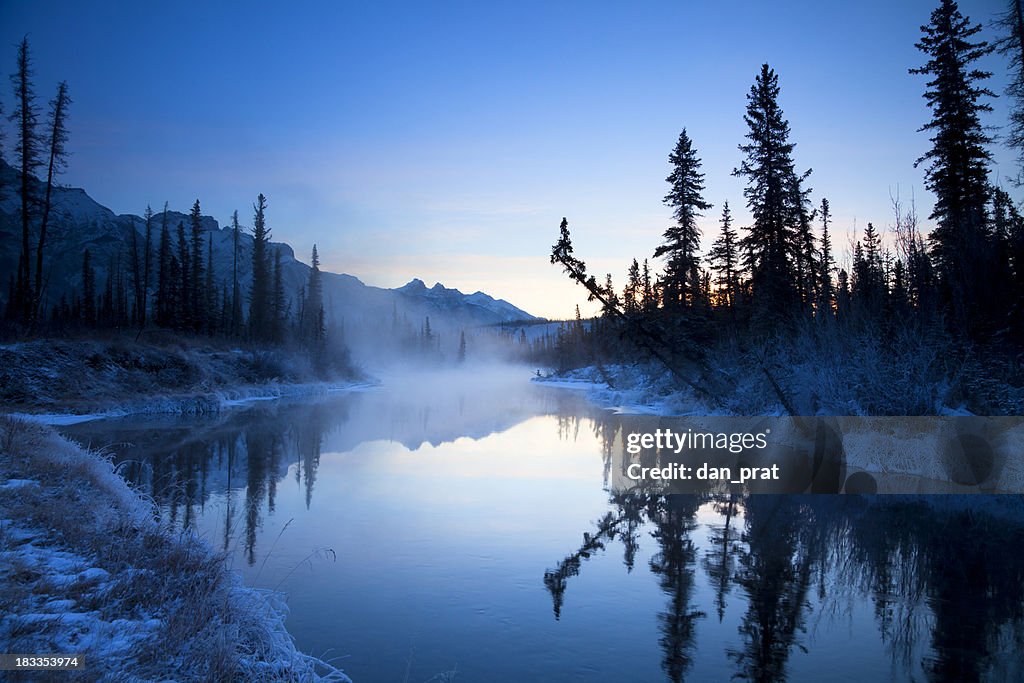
[657,128,711,311]
[230,210,242,335]
[910,0,995,331]
[189,200,205,332]
[250,194,271,340]
[301,244,324,346]
[790,172,818,309]
[10,37,41,324]
[205,234,215,335]
[733,64,808,321]
[130,212,143,324]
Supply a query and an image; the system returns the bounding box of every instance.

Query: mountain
[0,161,539,361]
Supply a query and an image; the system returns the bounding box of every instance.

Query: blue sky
[0,0,1014,319]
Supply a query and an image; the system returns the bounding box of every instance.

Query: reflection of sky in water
[62,380,1024,683]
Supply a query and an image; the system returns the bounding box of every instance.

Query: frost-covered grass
[0,338,368,418]
[0,416,352,681]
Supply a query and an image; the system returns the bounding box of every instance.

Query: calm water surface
[61,368,1024,682]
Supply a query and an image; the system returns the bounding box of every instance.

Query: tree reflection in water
[546,492,1024,682]
[67,399,344,565]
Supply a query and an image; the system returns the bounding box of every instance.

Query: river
[59,367,1024,682]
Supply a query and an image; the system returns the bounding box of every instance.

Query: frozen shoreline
[8,378,380,426]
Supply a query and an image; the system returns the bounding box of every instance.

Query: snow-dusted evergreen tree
[657,128,711,311]
[733,64,808,322]
[910,0,995,331]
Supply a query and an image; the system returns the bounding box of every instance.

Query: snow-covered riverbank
[0,416,353,681]
[533,363,720,416]
[0,338,374,422]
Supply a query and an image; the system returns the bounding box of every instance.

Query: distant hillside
[0,160,539,361]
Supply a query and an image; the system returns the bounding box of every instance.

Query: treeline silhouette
[0,38,333,371]
[547,0,1024,415]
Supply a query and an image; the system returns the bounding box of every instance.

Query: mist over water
[60,366,1024,682]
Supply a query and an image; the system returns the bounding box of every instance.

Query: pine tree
[34,80,70,322]
[623,258,642,315]
[205,234,215,335]
[910,0,996,331]
[130,213,143,324]
[142,206,154,327]
[301,244,325,346]
[641,259,656,313]
[818,198,835,314]
[10,38,41,324]
[175,221,190,330]
[230,210,242,336]
[854,222,885,314]
[707,201,739,310]
[601,273,619,319]
[457,330,467,363]
[250,194,272,341]
[189,200,205,332]
[790,173,818,309]
[657,128,712,311]
[836,269,851,318]
[422,316,434,352]
[733,64,808,321]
